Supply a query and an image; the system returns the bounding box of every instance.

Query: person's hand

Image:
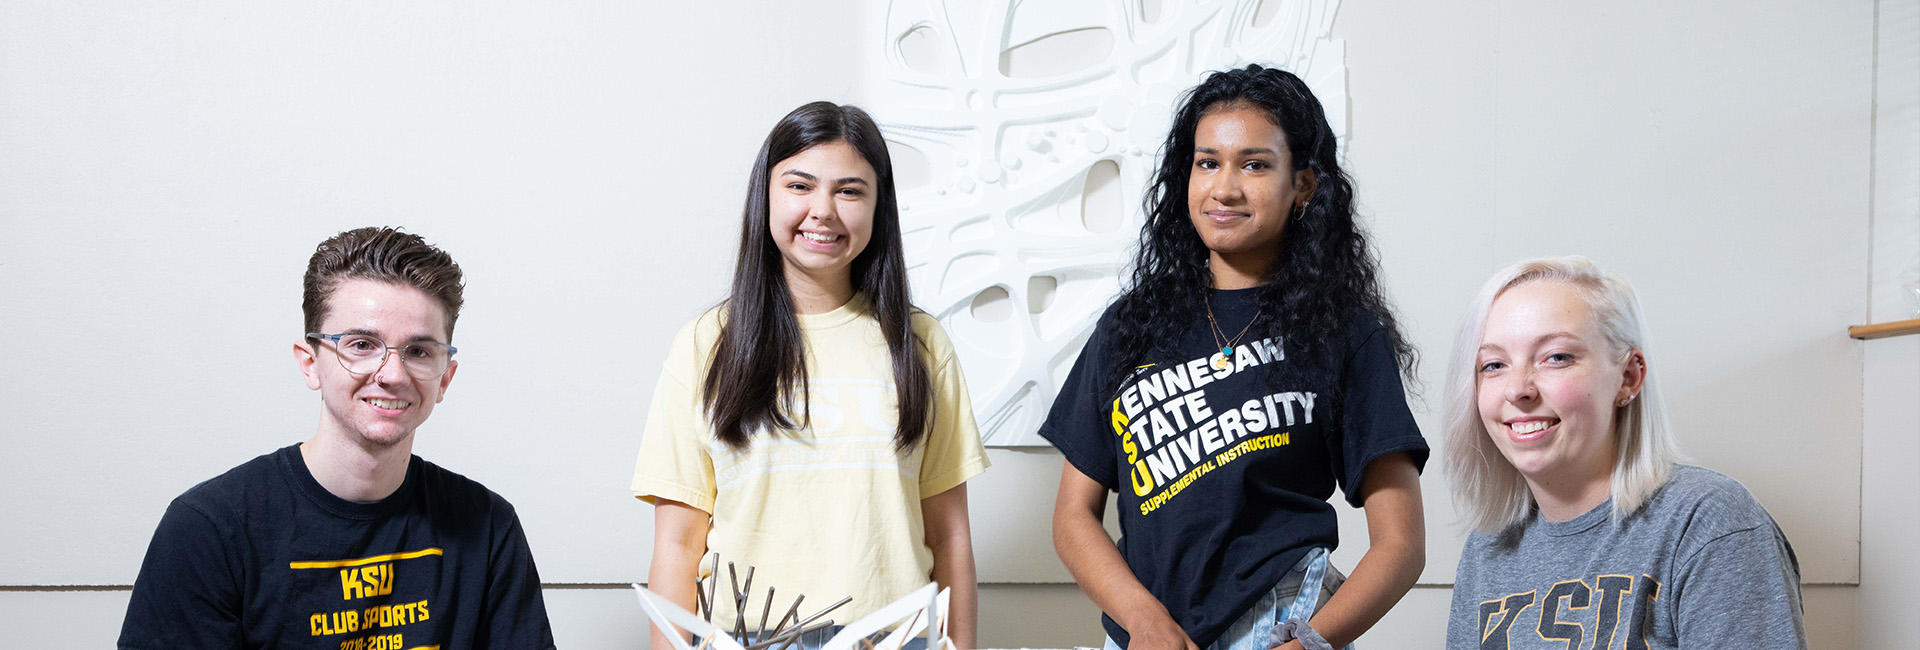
[1123,613,1199,650]
[1268,640,1305,650]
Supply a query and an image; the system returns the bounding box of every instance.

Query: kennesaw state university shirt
[1041,288,1427,648]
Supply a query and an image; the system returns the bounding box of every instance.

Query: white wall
[1339,0,1875,588]
[1859,1,1920,648]
[1,1,1905,648]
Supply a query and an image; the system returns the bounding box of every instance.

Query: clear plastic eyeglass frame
[305,332,458,380]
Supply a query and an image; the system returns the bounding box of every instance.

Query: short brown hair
[302,227,465,340]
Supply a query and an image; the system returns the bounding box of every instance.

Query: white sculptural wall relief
[869,0,1348,446]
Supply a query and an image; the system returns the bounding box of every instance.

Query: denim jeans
[1104,548,1353,650]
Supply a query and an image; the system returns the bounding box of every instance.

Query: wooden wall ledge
[1849,318,1920,340]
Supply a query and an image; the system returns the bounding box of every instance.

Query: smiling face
[296,278,457,450]
[1186,103,1315,272]
[1475,281,1644,497]
[767,140,878,296]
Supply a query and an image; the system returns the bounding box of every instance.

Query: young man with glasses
[118,227,556,649]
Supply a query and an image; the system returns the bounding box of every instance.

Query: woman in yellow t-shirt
[632,102,990,650]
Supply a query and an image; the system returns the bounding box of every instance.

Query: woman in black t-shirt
[1042,65,1427,650]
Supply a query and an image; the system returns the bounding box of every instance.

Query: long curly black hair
[1102,64,1416,395]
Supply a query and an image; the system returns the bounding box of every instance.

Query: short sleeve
[118,500,244,649]
[481,501,558,649]
[631,316,720,513]
[1037,313,1121,491]
[916,318,991,497]
[1332,320,1428,507]
[1673,511,1807,648]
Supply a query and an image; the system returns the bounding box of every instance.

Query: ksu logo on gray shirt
[1446,465,1806,650]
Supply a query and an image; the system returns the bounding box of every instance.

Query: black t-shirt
[118,444,556,650]
[1040,288,1428,648]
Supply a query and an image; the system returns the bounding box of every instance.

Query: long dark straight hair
[703,101,934,452]
[1103,64,1416,394]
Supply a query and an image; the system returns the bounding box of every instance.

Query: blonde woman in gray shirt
[1442,256,1804,650]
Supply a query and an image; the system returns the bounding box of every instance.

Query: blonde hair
[1444,256,1684,533]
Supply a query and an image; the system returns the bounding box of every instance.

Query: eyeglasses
[306,332,458,380]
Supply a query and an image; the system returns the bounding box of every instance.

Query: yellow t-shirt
[630,295,990,628]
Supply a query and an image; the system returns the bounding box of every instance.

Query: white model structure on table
[634,581,953,650]
[867,0,1349,446]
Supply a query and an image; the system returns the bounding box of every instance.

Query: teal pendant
[1221,346,1232,356]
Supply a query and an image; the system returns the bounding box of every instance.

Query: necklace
[1205,293,1261,369]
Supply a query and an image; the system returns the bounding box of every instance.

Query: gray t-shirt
[1446,465,1804,650]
